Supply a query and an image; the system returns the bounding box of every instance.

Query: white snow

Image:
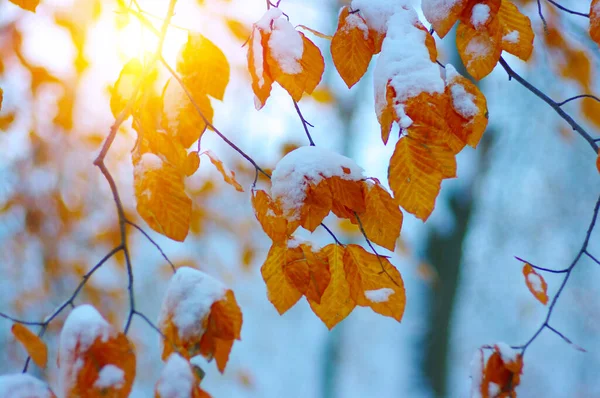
[502,30,520,44]
[158,267,227,342]
[0,374,55,398]
[373,7,445,129]
[471,4,490,29]
[469,349,484,398]
[270,146,364,219]
[136,152,163,173]
[495,342,519,364]
[488,382,500,397]
[445,64,478,118]
[465,36,491,67]
[59,305,113,396]
[155,354,196,398]
[344,12,369,39]
[421,0,463,30]
[268,18,304,74]
[255,8,283,31]
[527,272,543,293]
[350,0,406,34]
[94,364,125,390]
[252,31,265,87]
[162,80,187,134]
[365,288,395,303]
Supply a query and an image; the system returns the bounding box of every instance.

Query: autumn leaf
[202,150,244,192]
[359,181,403,251]
[177,33,230,101]
[522,263,548,305]
[0,374,56,397]
[247,27,273,110]
[162,78,214,149]
[134,154,192,242]
[456,18,502,80]
[422,0,468,38]
[156,354,212,398]
[343,244,405,321]
[328,176,366,214]
[58,305,136,398]
[307,244,356,329]
[497,0,534,61]
[158,267,242,373]
[299,179,333,232]
[481,343,523,398]
[184,151,200,177]
[330,6,375,88]
[110,58,143,118]
[388,136,443,221]
[590,0,600,46]
[261,243,304,314]
[9,0,39,12]
[251,189,288,243]
[11,323,47,369]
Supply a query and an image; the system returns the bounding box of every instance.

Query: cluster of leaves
[471,344,524,398]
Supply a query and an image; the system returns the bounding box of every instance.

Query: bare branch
[545,0,590,18]
[556,94,600,107]
[293,100,315,146]
[126,220,176,273]
[514,256,568,274]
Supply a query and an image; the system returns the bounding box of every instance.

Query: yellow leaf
[9,0,39,12]
[110,58,143,118]
[423,0,468,38]
[184,151,200,177]
[134,154,192,242]
[522,263,548,305]
[251,190,288,243]
[591,0,600,46]
[388,136,443,221]
[162,78,213,149]
[307,244,356,329]
[342,244,406,321]
[11,323,47,369]
[177,33,230,101]
[202,150,244,192]
[298,244,331,304]
[247,28,273,110]
[261,243,304,314]
[328,176,366,214]
[497,0,534,61]
[456,18,502,80]
[359,182,403,251]
[225,18,251,42]
[330,6,375,88]
[299,180,332,232]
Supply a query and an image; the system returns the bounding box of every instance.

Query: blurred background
[0,0,599,396]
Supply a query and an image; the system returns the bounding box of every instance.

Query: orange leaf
[203,150,244,192]
[162,78,213,149]
[456,18,502,80]
[251,189,288,242]
[328,176,366,214]
[422,0,468,38]
[58,305,136,398]
[134,154,192,242]
[388,136,443,221]
[497,0,534,61]
[11,323,47,369]
[522,263,548,305]
[331,6,376,88]
[590,0,600,46]
[342,244,406,321]
[0,374,56,397]
[307,244,356,329]
[299,244,331,304]
[110,58,143,118]
[247,28,273,110]
[481,344,523,397]
[177,33,230,101]
[9,0,39,12]
[359,182,403,251]
[261,243,304,314]
[300,180,333,232]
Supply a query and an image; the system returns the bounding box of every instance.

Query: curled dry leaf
[58,305,136,398]
[11,323,47,369]
[202,150,244,192]
[522,263,548,305]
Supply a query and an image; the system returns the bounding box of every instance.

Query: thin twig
[293,100,315,146]
[584,250,600,266]
[556,94,600,107]
[514,256,568,274]
[126,220,176,273]
[545,0,590,18]
[537,0,548,32]
[499,57,599,153]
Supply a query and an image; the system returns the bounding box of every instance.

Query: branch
[292,100,315,146]
[126,220,176,273]
[499,57,599,153]
[545,0,590,18]
[556,94,600,107]
[514,256,568,273]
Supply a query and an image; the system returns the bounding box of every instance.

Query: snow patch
[268,17,303,74]
[495,342,519,364]
[94,365,125,390]
[155,354,196,398]
[344,12,369,39]
[255,8,283,31]
[158,267,227,342]
[465,36,491,67]
[136,153,163,174]
[422,0,462,30]
[503,30,520,44]
[350,0,407,33]
[0,374,54,398]
[365,288,395,303]
[270,146,364,219]
[445,64,478,118]
[488,382,500,397]
[252,31,265,87]
[527,272,543,293]
[471,4,490,29]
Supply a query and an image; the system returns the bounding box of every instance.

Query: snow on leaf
[307,244,356,329]
[497,0,534,61]
[343,244,406,321]
[11,323,47,369]
[58,305,136,398]
[422,0,468,38]
[155,354,210,398]
[110,58,143,118]
[591,0,600,46]
[251,189,289,243]
[162,78,213,149]
[456,18,502,80]
[247,27,274,110]
[522,263,548,305]
[261,243,304,314]
[177,33,230,101]
[358,181,403,251]
[388,136,444,221]
[202,150,244,192]
[93,365,124,390]
[134,155,192,242]
[0,373,56,398]
[481,345,523,397]
[331,6,376,88]
[8,0,39,12]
